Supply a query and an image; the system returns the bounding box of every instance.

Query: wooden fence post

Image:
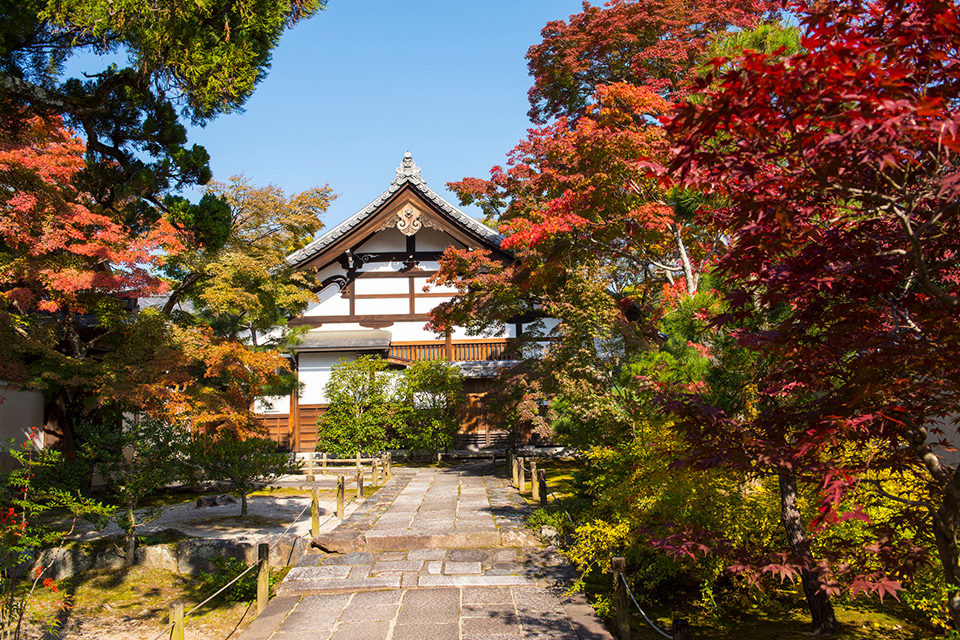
[356,450,361,473]
[311,487,320,538]
[356,469,363,498]
[322,452,327,472]
[537,469,547,508]
[531,460,539,502]
[169,602,184,640]
[672,618,690,640]
[518,457,526,494]
[337,475,345,520]
[511,452,518,487]
[613,556,631,640]
[257,543,270,614]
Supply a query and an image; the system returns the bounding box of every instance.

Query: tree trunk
[124,504,136,568]
[905,416,960,630]
[241,492,248,517]
[933,506,960,628]
[778,470,836,635]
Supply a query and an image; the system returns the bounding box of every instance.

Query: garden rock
[195,494,237,508]
[33,547,92,580]
[539,525,560,545]
[176,539,254,574]
[263,534,309,568]
[93,547,126,571]
[136,544,179,572]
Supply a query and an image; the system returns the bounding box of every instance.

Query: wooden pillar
[445,331,453,361]
[531,460,539,502]
[537,469,547,508]
[613,557,630,640]
[356,469,364,498]
[169,602,184,640]
[518,457,526,493]
[291,355,300,452]
[257,543,270,614]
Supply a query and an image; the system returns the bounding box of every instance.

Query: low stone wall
[34,532,309,580]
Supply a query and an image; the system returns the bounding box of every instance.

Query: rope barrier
[147,492,315,640]
[185,563,260,618]
[620,572,671,639]
[148,622,175,640]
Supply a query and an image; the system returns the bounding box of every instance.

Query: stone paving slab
[241,465,612,640]
[241,586,608,640]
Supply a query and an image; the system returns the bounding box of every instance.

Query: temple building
[256,153,525,452]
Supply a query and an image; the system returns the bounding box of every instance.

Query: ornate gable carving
[396,204,422,236]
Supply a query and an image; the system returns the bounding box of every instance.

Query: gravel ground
[73,491,360,541]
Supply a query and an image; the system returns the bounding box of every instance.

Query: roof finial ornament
[394,151,424,184]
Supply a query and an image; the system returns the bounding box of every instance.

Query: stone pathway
[239,464,611,640]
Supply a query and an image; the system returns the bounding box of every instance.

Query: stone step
[312,530,507,552]
[278,572,538,595]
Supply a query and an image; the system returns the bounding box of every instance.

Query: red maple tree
[667,0,960,628]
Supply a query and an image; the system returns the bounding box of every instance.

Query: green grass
[22,565,258,638]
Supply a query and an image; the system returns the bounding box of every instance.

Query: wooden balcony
[389,339,513,363]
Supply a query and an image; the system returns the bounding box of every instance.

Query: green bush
[315,355,399,456]
[394,360,464,453]
[198,556,280,604]
[315,356,466,456]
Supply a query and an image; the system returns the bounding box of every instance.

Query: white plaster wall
[356,297,410,316]
[415,228,453,251]
[355,278,408,295]
[0,385,44,449]
[382,321,435,341]
[416,277,457,294]
[254,395,289,414]
[299,352,360,404]
[304,285,350,316]
[415,297,450,314]
[357,228,406,252]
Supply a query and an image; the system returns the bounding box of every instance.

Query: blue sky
[180,0,586,228]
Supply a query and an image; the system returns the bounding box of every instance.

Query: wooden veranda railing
[389,339,513,362]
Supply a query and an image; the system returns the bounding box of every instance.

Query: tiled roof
[453,360,519,378]
[286,152,503,268]
[291,329,392,352]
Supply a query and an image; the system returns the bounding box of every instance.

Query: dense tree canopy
[664,0,960,629]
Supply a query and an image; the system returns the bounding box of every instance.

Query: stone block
[320,552,373,566]
[407,549,446,561]
[392,623,459,640]
[33,547,92,581]
[277,608,342,632]
[286,566,351,580]
[135,544,178,572]
[338,603,399,622]
[176,539,253,575]
[443,561,481,575]
[93,547,126,571]
[462,587,514,604]
[417,575,535,587]
[328,621,391,640]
